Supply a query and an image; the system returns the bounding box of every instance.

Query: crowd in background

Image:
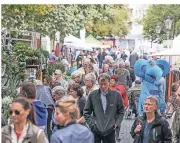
[1,46,180,143]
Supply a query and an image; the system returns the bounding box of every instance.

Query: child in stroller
[125,80,141,119]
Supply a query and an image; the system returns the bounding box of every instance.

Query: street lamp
[164,16,173,30]
[164,16,172,41]
[164,16,173,67]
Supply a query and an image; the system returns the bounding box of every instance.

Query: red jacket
[110,84,128,107]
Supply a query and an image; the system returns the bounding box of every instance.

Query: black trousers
[94,130,116,143]
[47,106,54,141]
[115,125,121,140]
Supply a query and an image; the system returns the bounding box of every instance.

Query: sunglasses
[9,110,21,116]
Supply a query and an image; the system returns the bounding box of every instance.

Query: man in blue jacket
[19,82,48,130]
[84,73,125,143]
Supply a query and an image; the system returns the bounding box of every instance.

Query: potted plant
[33,50,41,65]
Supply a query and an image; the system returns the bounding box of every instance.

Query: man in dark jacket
[19,82,49,139]
[84,73,124,143]
[98,50,107,69]
[125,61,135,88]
[129,51,139,68]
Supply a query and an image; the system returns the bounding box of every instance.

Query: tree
[85,5,130,37]
[142,4,180,42]
[1,5,54,31]
[2,4,130,44]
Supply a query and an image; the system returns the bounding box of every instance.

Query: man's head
[135,80,141,87]
[98,73,110,93]
[119,61,125,68]
[144,96,158,113]
[83,58,91,69]
[54,69,62,80]
[125,61,130,67]
[19,82,36,99]
[172,82,179,92]
[103,64,109,72]
[175,86,180,102]
[51,50,55,54]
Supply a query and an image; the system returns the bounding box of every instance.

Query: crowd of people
[1,47,180,143]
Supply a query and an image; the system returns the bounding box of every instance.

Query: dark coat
[130,112,172,143]
[129,53,139,67]
[77,96,86,117]
[83,89,124,136]
[126,66,136,87]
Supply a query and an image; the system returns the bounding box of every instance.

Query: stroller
[124,89,140,119]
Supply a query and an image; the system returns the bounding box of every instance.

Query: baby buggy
[124,88,140,119]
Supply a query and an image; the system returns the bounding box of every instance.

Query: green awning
[85,34,102,45]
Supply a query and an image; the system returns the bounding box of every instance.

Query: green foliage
[2,96,14,119]
[40,49,49,58]
[2,42,28,119]
[14,42,29,61]
[142,4,180,42]
[47,63,65,76]
[2,4,130,41]
[85,5,130,36]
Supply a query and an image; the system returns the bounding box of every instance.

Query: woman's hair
[12,97,36,125]
[70,83,84,97]
[145,95,159,109]
[52,86,66,98]
[110,74,118,82]
[85,73,96,85]
[55,96,80,120]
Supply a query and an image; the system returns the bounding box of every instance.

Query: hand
[77,116,85,124]
[114,124,118,129]
[134,123,142,134]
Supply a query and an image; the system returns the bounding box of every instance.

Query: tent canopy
[85,34,102,45]
[149,48,180,56]
[85,34,110,48]
[149,35,180,56]
[64,34,82,43]
[66,42,93,51]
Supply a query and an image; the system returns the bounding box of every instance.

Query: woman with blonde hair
[130,96,172,143]
[50,96,94,143]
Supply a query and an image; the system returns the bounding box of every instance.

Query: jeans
[94,130,116,143]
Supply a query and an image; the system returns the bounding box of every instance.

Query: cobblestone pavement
[118,118,134,143]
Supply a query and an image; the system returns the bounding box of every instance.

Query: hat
[55,69,62,75]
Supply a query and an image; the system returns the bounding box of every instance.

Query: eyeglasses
[9,110,21,116]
